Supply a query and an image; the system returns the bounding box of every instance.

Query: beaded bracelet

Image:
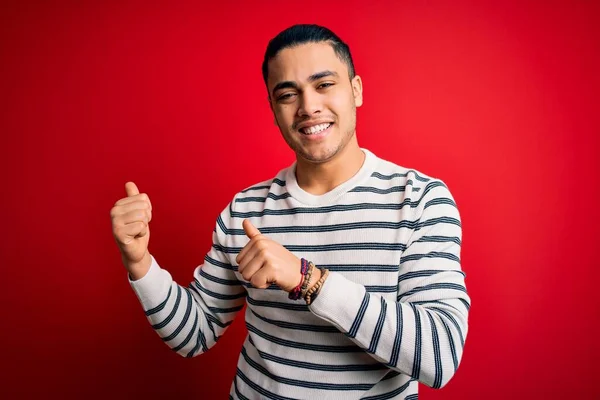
[300,261,315,298]
[288,258,309,300]
[304,268,329,305]
[305,268,328,305]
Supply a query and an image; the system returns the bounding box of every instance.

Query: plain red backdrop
[1,0,598,398]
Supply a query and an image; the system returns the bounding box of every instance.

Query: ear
[351,75,363,108]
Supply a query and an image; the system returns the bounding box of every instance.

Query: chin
[297,146,340,164]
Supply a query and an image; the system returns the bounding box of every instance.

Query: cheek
[329,94,354,121]
[275,107,295,127]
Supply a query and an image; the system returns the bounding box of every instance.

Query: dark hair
[261,24,356,88]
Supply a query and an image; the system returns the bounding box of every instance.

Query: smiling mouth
[299,123,333,135]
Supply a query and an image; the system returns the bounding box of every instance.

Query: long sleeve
[308,180,470,389]
[128,200,246,358]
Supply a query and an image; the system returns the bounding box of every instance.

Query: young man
[111,24,470,399]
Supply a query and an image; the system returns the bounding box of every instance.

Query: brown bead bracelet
[304,268,329,305]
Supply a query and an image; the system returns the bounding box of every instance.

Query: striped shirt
[129,148,470,399]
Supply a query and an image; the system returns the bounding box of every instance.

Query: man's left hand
[236,219,304,292]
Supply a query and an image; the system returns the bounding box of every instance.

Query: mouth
[299,122,333,137]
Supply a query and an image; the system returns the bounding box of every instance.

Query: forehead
[267,42,348,88]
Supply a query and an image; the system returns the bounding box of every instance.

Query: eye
[277,93,296,102]
[318,82,334,89]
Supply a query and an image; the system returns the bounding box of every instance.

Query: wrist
[288,258,309,299]
[125,251,152,281]
[304,267,329,305]
[287,258,325,301]
[306,267,322,292]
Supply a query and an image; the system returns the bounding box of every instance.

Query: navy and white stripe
[129,148,470,399]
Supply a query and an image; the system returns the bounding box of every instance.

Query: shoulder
[234,166,289,199]
[365,151,460,221]
[221,165,291,215]
[368,151,450,195]
[214,166,291,235]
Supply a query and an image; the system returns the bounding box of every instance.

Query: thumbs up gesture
[110,182,153,278]
[236,219,310,292]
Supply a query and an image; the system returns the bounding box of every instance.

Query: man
[111,24,470,399]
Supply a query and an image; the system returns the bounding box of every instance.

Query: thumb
[125,181,139,197]
[243,219,261,238]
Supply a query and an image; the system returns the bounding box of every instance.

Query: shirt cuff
[308,272,366,327]
[128,255,173,311]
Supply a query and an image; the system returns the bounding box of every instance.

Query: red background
[1,1,599,398]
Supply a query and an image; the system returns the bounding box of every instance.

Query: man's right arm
[125,199,246,357]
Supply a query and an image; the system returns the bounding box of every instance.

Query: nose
[297,90,322,117]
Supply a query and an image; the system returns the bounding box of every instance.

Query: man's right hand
[110,181,153,280]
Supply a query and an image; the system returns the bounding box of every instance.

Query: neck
[295,136,365,195]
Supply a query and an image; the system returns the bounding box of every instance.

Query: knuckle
[113,228,125,242]
[250,275,262,288]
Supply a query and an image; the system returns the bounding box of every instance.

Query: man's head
[262,24,363,164]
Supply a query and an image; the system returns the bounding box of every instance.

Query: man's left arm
[309,181,470,389]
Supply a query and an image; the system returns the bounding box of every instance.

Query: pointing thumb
[243,219,261,238]
[125,182,139,197]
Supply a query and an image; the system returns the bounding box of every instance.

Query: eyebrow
[271,70,339,97]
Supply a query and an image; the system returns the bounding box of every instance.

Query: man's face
[267,42,363,164]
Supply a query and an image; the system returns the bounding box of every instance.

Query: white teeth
[302,123,331,135]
